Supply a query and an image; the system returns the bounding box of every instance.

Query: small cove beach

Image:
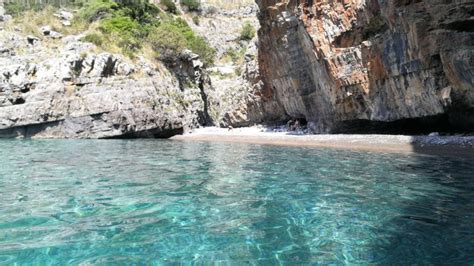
[172,127,474,156]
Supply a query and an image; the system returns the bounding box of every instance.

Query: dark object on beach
[293,120,300,131]
[287,118,307,131]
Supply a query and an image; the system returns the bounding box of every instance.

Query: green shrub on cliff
[160,0,178,14]
[240,22,256,41]
[172,18,215,66]
[4,2,25,17]
[116,1,160,25]
[99,15,141,35]
[148,24,187,62]
[148,18,215,65]
[188,36,215,66]
[76,0,159,26]
[78,0,118,22]
[81,33,105,46]
[78,0,159,56]
[99,15,143,55]
[8,0,215,64]
[180,0,201,12]
[224,47,247,65]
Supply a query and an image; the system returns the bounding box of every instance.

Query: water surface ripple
[0,140,473,264]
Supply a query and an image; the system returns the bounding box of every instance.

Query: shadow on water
[369,146,474,265]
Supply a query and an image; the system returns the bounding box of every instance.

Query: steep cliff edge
[255,0,474,133]
[186,0,267,127]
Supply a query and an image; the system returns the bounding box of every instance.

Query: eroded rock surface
[0,0,264,138]
[0,31,206,138]
[2,0,472,138]
[187,0,268,127]
[255,0,474,133]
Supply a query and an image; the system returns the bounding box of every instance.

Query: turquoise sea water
[0,140,473,265]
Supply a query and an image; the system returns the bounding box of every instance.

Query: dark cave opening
[105,127,184,139]
[331,109,474,135]
[153,127,185,139]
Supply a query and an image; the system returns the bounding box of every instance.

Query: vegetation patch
[240,22,256,41]
[148,18,215,65]
[223,47,247,65]
[81,32,105,46]
[160,0,178,14]
[77,0,118,22]
[5,0,216,65]
[180,0,201,12]
[4,2,25,17]
[192,15,200,25]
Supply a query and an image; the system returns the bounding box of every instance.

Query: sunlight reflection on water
[0,139,473,264]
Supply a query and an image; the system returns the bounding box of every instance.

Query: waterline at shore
[171,127,474,156]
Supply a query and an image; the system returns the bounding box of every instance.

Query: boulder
[40,26,52,35]
[54,10,74,27]
[0,14,12,22]
[26,36,39,46]
[40,26,62,39]
[54,10,74,21]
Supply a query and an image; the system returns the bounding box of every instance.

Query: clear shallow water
[0,140,473,265]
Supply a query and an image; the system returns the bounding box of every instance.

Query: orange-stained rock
[254,0,474,132]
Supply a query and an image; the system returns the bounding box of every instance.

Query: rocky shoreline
[172,127,474,156]
[1,1,473,139]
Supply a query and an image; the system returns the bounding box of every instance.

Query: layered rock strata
[255,0,474,133]
[0,32,207,138]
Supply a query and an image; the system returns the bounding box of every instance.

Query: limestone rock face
[0,32,206,138]
[208,40,266,128]
[0,1,264,138]
[187,0,269,127]
[255,0,474,133]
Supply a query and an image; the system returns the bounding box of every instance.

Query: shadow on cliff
[367,150,474,264]
[330,109,474,135]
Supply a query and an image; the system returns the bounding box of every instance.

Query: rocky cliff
[187,0,267,128]
[255,0,474,133]
[0,1,257,138]
[1,0,473,138]
[0,30,209,138]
